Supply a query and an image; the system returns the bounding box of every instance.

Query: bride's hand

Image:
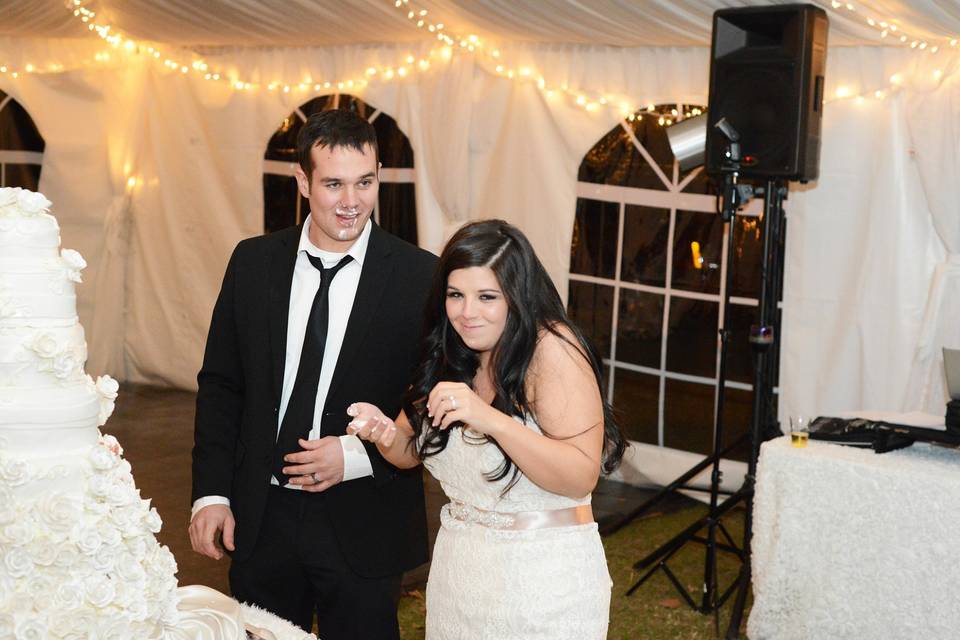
[428,382,498,434]
[346,402,398,447]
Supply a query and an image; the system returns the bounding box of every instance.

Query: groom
[190,108,435,638]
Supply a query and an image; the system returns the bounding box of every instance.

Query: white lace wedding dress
[422,417,612,639]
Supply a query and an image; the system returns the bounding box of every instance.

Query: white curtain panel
[780,91,945,422]
[406,54,475,225]
[0,33,957,471]
[903,58,960,413]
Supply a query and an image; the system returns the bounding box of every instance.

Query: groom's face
[296,142,379,252]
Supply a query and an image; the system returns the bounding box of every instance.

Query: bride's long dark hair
[404,220,626,488]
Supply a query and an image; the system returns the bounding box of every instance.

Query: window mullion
[608,200,626,406]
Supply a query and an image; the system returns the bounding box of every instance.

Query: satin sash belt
[446,500,594,531]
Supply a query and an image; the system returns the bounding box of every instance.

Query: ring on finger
[448,394,457,410]
[312,472,322,483]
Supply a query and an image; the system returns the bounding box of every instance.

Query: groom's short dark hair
[297,108,379,178]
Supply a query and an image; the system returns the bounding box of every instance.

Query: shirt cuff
[191,495,230,522]
[340,434,374,481]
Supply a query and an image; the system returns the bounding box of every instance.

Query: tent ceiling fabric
[2,0,959,48]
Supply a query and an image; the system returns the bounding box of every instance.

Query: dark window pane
[3,164,41,190]
[621,114,674,189]
[298,95,335,118]
[0,97,45,152]
[612,369,659,444]
[264,112,301,163]
[720,385,752,462]
[616,289,663,368]
[621,205,669,287]
[578,105,706,191]
[567,281,613,360]
[336,94,376,120]
[673,209,723,294]
[577,124,654,188]
[726,302,759,385]
[730,214,763,299]
[570,198,618,278]
[263,175,299,234]
[666,297,718,378]
[299,93,375,119]
[264,94,380,164]
[663,379,715,455]
[300,193,311,218]
[377,182,417,245]
[680,166,716,195]
[372,112,413,168]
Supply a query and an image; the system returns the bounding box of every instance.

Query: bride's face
[445,267,509,356]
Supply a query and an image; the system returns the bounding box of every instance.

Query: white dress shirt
[192,219,374,519]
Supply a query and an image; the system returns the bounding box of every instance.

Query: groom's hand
[283,436,344,492]
[189,504,235,560]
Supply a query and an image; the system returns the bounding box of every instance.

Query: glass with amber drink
[790,415,809,448]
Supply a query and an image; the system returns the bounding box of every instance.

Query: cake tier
[2,438,104,500]
[0,379,101,434]
[0,263,79,326]
[0,437,181,638]
[0,424,100,459]
[0,436,258,640]
[0,323,87,387]
[0,210,60,253]
[0,245,60,261]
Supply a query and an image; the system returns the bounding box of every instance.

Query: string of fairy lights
[395,0,959,120]
[829,0,959,51]
[0,0,957,123]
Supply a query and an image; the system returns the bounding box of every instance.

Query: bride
[347,219,626,639]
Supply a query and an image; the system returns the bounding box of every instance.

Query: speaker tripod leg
[723,179,787,639]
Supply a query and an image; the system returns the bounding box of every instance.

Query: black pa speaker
[705,4,828,182]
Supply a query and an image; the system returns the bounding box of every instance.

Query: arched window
[262,94,417,245]
[0,90,44,189]
[569,105,772,459]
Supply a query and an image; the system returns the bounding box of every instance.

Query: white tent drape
[4,0,959,47]
[780,90,945,420]
[1,32,957,481]
[903,60,960,413]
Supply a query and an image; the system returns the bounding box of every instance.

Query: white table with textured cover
[747,436,960,640]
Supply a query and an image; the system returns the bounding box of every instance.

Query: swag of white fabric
[1,6,958,480]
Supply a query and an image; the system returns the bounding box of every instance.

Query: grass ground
[397,503,751,639]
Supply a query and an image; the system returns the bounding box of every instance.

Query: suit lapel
[268,225,301,402]
[326,224,394,404]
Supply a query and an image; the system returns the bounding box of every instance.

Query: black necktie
[272,253,353,485]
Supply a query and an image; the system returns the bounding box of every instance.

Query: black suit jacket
[192,222,436,577]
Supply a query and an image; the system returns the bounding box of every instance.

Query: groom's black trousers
[229,485,402,639]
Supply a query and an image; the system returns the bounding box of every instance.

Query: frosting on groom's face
[297,142,379,252]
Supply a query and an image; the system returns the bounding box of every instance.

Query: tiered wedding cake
[0,188,313,640]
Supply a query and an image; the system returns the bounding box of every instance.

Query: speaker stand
[619,165,787,637]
